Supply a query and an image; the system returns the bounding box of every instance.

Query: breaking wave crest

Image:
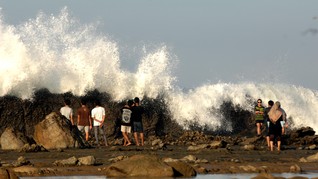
[1,8,318,132]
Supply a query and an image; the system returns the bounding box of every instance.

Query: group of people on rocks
[59,97,144,147]
[254,99,288,152]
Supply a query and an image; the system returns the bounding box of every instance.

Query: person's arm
[70,114,74,125]
[284,112,288,128]
[77,114,80,126]
[89,115,93,129]
[255,106,260,114]
[259,107,264,115]
[100,114,105,128]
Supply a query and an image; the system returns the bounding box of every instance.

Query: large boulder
[0,128,28,150]
[33,112,88,149]
[105,154,174,177]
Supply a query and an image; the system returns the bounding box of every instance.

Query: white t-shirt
[60,106,73,120]
[91,106,105,126]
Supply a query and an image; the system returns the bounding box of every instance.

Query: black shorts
[256,120,264,124]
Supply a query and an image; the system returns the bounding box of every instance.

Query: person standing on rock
[77,99,92,141]
[254,99,265,136]
[264,100,274,149]
[268,101,283,152]
[131,97,145,146]
[91,100,108,147]
[60,99,74,126]
[121,99,134,146]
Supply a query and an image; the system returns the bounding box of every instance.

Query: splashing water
[1,8,318,132]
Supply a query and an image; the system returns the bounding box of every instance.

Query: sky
[0,0,318,91]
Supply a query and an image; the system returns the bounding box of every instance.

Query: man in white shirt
[91,100,108,147]
[60,99,74,125]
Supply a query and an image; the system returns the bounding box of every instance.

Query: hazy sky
[1,0,318,90]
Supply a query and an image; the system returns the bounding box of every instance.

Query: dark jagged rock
[0,88,317,150]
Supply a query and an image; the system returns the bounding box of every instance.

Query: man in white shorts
[121,100,134,146]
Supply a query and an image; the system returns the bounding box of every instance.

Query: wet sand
[1,144,318,177]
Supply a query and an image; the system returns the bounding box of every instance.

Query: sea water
[19,173,318,179]
[1,8,318,133]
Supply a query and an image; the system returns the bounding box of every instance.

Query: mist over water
[1,8,318,132]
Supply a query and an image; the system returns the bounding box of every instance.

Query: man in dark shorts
[131,97,145,146]
[264,100,274,149]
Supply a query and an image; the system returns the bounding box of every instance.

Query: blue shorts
[133,122,143,133]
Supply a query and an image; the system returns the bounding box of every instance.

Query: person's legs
[256,123,261,135]
[122,132,131,146]
[122,132,127,146]
[133,122,143,146]
[134,132,139,146]
[276,136,281,151]
[77,126,86,140]
[100,126,108,146]
[84,126,90,141]
[126,126,132,146]
[269,135,275,151]
[140,132,144,146]
[94,126,99,145]
[121,126,131,146]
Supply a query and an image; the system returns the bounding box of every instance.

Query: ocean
[1,8,318,134]
[19,173,318,178]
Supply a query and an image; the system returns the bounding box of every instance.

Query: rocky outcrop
[105,154,174,177]
[33,112,89,149]
[0,128,28,150]
[105,154,197,177]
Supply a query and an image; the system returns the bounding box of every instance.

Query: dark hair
[257,99,262,103]
[268,100,274,106]
[134,97,140,103]
[64,99,71,106]
[81,98,87,105]
[128,99,134,107]
[95,99,101,106]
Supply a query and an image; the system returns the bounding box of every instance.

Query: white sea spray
[1,8,317,132]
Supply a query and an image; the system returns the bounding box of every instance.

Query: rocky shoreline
[1,91,318,178]
[1,113,318,178]
[1,130,318,178]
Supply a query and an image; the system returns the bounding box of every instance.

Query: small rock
[53,156,77,166]
[78,156,95,166]
[290,164,302,173]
